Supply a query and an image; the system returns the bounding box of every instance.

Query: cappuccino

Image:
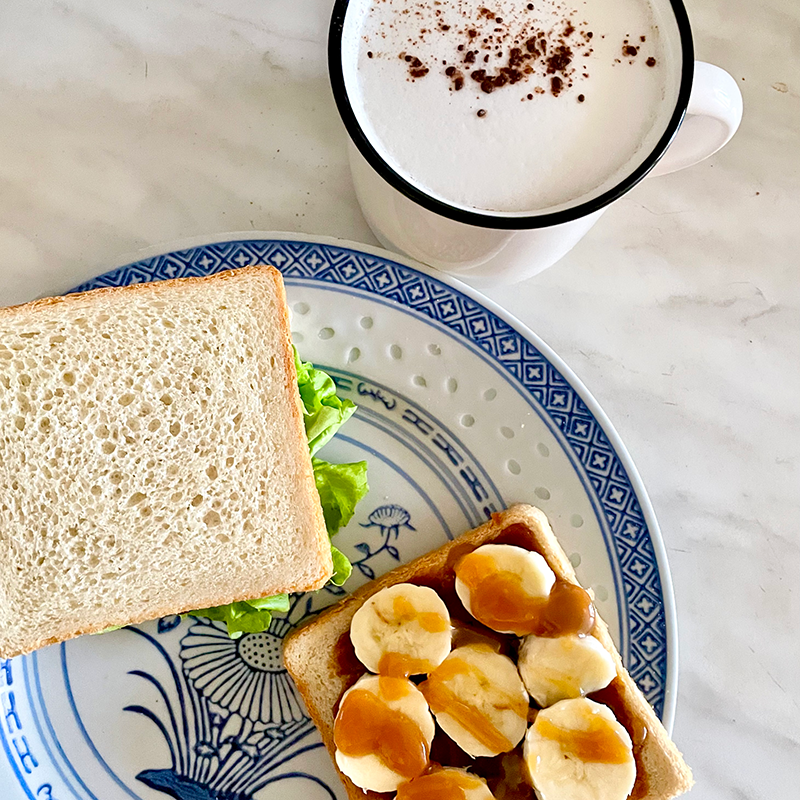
[341,0,681,215]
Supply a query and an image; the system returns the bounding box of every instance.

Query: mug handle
[650,61,743,176]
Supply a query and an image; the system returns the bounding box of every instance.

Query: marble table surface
[0,1,797,798]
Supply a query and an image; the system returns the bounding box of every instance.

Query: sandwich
[283,504,693,800]
[0,265,367,658]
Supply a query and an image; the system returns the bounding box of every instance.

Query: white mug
[329,0,743,284]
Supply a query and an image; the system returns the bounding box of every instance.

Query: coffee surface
[344,0,679,213]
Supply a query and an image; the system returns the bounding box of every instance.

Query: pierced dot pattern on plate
[293,302,310,315]
[571,514,584,528]
[360,316,374,329]
[483,388,497,401]
[570,553,582,568]
[318,327,334,340]
[291,331,304,344]
[446,378,458,393]
[461,414,475,427]
[500,426,514,439]
[390,344,403,359]
[507,459,521,475]
[348,347,361,363]
[428,343,441,355]
[537,442,550,457]
[534,487,551,500]
[413,375,427,387]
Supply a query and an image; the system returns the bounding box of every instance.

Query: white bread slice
[0,265,332,658]
[283,504,693,800]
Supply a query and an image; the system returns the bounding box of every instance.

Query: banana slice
[334,673,435,793]
[350,583,452,676]
[396,767,494,800]
[523,697,636,800]
[454,544,556,634]
[420,643,529,758]
[518,633,616,707]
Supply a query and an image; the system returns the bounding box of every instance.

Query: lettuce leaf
[187,352,367,638]
[330,546,353,586]
[313,457,369,538]
[188,594,290,639]
[295,350,357,456]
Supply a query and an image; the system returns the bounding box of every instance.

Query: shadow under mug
[329,0,743,284]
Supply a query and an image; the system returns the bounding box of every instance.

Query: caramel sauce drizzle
[376,595,449,678]
[333,679,429,780]
[397,768,485,800]
[454,550,595,636]
[379,651,436,678]
[535,712,631,764]
[420,653,527,754]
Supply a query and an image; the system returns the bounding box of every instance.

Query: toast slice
[0,265,332,658]
[283,504,693,800]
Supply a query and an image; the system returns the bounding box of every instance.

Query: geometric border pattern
[71,237,668,717]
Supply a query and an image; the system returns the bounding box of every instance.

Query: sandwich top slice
[0,265,332,658]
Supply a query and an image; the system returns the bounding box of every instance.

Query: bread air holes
[203,510,221,528]
[127,492,146,507]
[169,421,181,436]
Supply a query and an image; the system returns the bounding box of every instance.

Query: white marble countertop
[0,1,797,798]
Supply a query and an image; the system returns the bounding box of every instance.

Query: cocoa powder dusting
[369,0,658,103]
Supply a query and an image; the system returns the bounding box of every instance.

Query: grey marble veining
[0,0,798,797]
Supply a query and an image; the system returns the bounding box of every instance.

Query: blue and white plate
[0,234,678,800]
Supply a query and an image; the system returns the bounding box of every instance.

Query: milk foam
[342,0,682,215]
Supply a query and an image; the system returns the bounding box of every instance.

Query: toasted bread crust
[283,504,693,800]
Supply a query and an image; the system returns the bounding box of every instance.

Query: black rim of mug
[328,0,695,231]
